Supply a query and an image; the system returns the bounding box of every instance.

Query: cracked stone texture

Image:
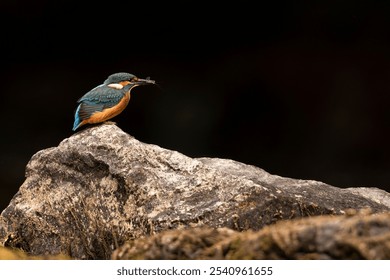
[0,124,389,259]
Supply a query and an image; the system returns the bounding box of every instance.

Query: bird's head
[104,72,155,90]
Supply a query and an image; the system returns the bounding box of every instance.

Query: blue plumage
[72,72,155,131]
[73,104,82,131]
[72,85,128,131]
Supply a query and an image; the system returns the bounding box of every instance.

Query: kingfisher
[73,72,155,131]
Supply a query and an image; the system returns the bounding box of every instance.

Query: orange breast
[82,92,131,125]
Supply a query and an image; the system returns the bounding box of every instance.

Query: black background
[1,1,390,210]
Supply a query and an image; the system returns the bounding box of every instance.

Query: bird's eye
[130,77,138,82]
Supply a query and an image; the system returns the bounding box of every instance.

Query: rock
[0,124,389,259]
[112,211,390,260]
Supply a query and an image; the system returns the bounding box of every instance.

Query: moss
[0,246,71,260]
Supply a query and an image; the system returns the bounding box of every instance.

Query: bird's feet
[103,121,117,126]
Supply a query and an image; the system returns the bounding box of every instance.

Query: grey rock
[0,124,389,259]
[346,187,390,208]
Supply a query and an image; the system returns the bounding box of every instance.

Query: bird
[72,72,155,131]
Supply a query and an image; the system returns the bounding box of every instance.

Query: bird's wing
[78,85,124,107]
[76,85,125,119]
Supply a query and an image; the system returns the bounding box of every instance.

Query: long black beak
[135,77,155,85]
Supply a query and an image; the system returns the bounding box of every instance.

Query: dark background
[1,1,390,211]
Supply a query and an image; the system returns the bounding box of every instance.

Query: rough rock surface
[112,211,390,260]
[0,124,389,259]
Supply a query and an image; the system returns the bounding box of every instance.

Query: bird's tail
[72,105,82,131]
